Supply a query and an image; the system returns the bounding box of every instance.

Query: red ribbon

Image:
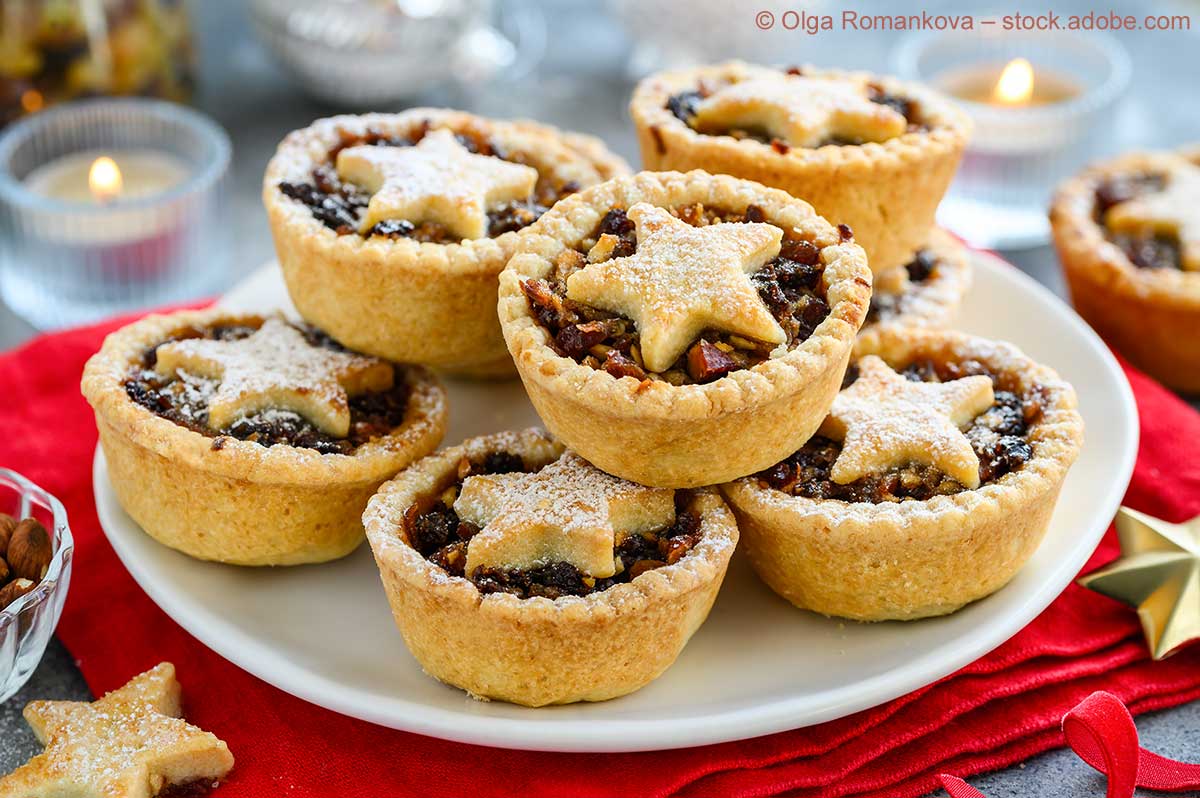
[939,691,1200,797]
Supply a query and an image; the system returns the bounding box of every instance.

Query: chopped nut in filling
[521,203,834,385]
[405,452,703,599]
[757,359,1046,503]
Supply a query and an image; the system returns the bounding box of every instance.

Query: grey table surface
[2,1,1198,794]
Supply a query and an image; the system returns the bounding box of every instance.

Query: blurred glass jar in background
[0,0,194,127]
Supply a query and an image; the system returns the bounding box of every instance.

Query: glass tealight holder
[0,98,231,329]
[895,30,1130,250]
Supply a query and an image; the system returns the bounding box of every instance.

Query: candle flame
[993,58,1035,105]
[88,156,123,203]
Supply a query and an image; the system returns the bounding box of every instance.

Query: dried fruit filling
[667,67,928,149]
[758,359,1047,503]
[124,324,411,455]
[1094,173,1182,271]
[865,249,939,325]
[277,123,579,242]
[522,204,834,385]
[406,453,703,600]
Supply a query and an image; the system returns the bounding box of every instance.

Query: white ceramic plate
[93,252,1137,752]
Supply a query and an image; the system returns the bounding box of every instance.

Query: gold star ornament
[693,75,908,148]
[0,663,234,798]
[818,356,995,488]
[336,128,539,240]
[153,317,394,438]
[454,451,676,578]
[1105,157,1200,271]
[1079,507,1200,660]
[565,202,787,373]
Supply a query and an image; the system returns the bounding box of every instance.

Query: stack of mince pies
[82,64,1086,709]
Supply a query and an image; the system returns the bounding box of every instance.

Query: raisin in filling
[666,68,927,149]
[758,359,1046,503]
[866,249,939,325]
[407,454,702,600]
[521,204,832,385]
[1094,173,1182,271]
[123,323,410,455]
[277,123,579,242]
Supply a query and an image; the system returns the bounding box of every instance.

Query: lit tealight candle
[941,57,1081,108]
[23,150,190,205]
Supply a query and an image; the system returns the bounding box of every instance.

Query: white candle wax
[24,150,190,204]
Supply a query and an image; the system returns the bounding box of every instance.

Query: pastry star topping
[0,663,234,798]
[692,76,908,148]
[1105,159,1200,271]
[153,318,394,438]
[1079,507,1200,660]
[335,128,539,240]
[565,203,787,373]
[818,356,995,489]
[454,451,676,578]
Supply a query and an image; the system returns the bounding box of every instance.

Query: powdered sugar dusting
[153,318,392,438]
[694,75,907,148]
[565,203,786,372]
[821,355,994,488]
[336,128,538,240]
[8,664,231,795]
[455,451,675,577]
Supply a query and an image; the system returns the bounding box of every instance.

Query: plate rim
[93,251,1139,752]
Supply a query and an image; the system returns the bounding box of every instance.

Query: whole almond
[0,557,8,584]
[0,578,35,609]
[8,519,52,582]
[0,513,15,558]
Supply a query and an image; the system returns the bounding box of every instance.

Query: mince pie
[630,61,971,272]
[264,109,630,377]
[81,309,447,565]
[364,429,738,706]
[0,663,233,798]
[860,227,971,337]
[498,170,873,488]
[721,327,1083,621]
[1050,147,1200,393]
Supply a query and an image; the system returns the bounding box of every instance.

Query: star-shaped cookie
[336,128,539,240]
[818,356,995,489]
[565,203,787,373]
[1105,158,1200,271]
[1079,507,1200,660]
[693,76,908,148]
[0,663,233,798]
[154,317,394,438]
[454,451,676,578]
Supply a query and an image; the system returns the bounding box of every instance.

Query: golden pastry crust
[363,429,739,706]
[81,309,447,565]
[264,109,630,378]
[499,170,872,488]
[1050,148,1200,393]
[630,61,971,272]
[859,227,972,339]
[722,327,1083,621]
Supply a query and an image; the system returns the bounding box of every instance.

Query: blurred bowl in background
[250,0,544,107]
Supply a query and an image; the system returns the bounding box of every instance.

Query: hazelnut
[0,513,15,558]
[0,578,35,609]
[8,518,52,582]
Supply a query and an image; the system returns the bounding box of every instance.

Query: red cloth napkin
[2,312,1199,798]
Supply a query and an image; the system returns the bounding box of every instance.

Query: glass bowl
[0,468,73,703]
